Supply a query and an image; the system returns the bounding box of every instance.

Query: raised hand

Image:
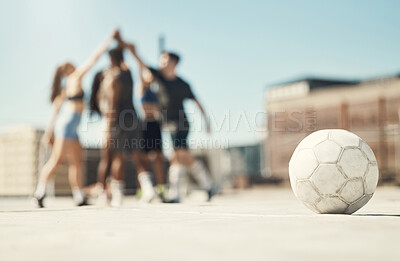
[113,29,123,45]
[75,31,118,77]
[112,29,120,40]
[126,42,136,54]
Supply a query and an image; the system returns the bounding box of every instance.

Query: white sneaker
[140,189,156,203]
[110,180,124,207]
[111,190,123,207]
[138,172,156,204]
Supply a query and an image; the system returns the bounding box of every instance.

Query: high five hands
[112,29,137,56]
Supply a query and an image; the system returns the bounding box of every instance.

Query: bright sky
[0,0,399,148]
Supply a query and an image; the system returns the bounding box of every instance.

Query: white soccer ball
[289,129,379,214]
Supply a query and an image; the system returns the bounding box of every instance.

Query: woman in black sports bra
[33,30,120,208]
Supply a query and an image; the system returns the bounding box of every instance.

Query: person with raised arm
[139,66,166,199]
[33,30,119,208]
[120,39,215,203]
[100,46,158,206]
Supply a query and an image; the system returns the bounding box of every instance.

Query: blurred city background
[1,0,400,196]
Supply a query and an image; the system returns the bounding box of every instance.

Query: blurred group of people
[33,29,215,208]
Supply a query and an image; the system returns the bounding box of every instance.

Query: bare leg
[111,153,125,181]
[171,149,195,166]
[38,138,67,185]
[67,140,84,190]
[131,151,150,174]
[34,138,67,201]
[33,138,67,207]
[97,148,111,188]
[153,151,165,185]
[67,140,87,205]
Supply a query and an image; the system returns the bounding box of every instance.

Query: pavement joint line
[0,207,104,213]
[1,206,399,219]
[116,207,344,218]
[0,206,310,218]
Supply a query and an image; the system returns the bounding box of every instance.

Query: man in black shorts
[122,41,215,203]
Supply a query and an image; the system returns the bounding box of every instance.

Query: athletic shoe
[155,184,166,201]
[111,190,123,207]
[162,198,180,204]
[207,185,219,202]
[77,197,90,207]
[110,180,124,207]
[32,195,45,208]
[140,189,156,203]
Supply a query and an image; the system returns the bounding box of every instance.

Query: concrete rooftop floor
[1,186,399,261]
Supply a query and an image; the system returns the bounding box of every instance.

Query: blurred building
[0,124,264,196]
[0,125,142,196]
[0,125,84,196]
[192,143,262,189]
[0,125,44,196]
[265,74,400,184]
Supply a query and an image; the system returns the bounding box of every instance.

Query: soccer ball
[289,129,379,214]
